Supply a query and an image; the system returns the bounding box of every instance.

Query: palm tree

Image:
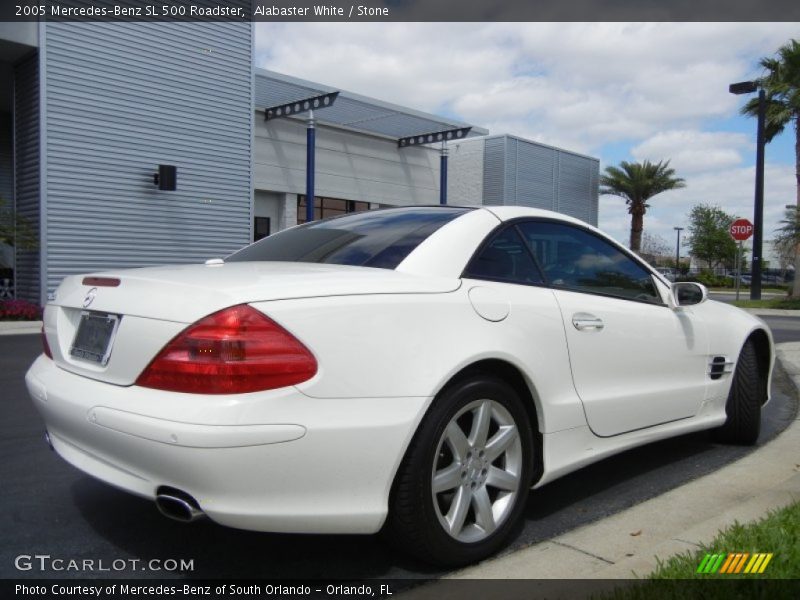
[774,205,800,284]
[742,39,800,294]
[599,160,686,253]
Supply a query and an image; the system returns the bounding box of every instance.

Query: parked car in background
[725,273,751,287]
[655,267,676,282]
[26,206,774,566]
[760,271,788,286]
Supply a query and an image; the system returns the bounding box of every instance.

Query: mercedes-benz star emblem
[83,288,97,308]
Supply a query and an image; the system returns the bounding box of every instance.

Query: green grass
[596,501,800,599]
[708,287,789,294]
[649,501,800,579]
[732,297,800,309]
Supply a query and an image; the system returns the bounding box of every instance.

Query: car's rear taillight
[135,304,317,394]
[42,326,52,359]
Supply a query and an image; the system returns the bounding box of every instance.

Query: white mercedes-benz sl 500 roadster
[27,206,772,565]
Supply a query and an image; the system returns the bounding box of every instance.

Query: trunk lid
[51,262,460,323]
[44,262,459,386]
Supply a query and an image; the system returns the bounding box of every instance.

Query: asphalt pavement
[0,317,798,580]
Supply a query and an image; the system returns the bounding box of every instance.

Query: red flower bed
[0,299,43,321]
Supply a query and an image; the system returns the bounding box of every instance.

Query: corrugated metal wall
[588,160,599,225]
[505,136,558,212]
[556,151,598,225]
[41,22,253,300]
[474,135,599,225]
[482,137,505,206]
[446,138,484,205]
[13,53,40,303]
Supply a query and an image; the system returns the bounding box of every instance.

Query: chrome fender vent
[709,356,734,380]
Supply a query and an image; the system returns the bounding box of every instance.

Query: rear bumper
[26,355,429,534]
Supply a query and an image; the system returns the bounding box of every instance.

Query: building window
[254,217,271,241]
[297,196,370,224]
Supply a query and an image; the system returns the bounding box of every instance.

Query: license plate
[70,312,121,366]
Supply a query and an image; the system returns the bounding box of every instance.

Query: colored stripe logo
[696,552,773,574]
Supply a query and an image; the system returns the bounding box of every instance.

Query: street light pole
[752,87,766,300]
[729,80,766,300]
[673,227,683,276]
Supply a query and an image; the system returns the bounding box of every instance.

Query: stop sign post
[730,218,753,301]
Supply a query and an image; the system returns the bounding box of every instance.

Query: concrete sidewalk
[0,320,42,336]
[745,308,800,317]
[439,342,800,581]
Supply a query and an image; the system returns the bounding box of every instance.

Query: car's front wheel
[384,375,534,566]
[713,339,764,445]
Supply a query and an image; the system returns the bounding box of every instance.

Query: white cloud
[632,130,750,174]
[255,23,797,152]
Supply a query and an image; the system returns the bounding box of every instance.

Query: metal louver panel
[508,137,556,211]
[482,137,505,206]
[558,152,598,225]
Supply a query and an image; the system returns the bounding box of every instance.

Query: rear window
[226,207,472,269]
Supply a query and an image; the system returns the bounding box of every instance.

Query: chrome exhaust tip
[155,488,205,523]
[44,430,54,451]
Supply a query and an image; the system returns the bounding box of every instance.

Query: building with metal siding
[0,22,253,303]
[0,23,599,306]
[447,134,600,226]
[41,22,253,299]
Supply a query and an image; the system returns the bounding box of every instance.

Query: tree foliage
[773,205,800,271]
[741,38,800,148]
[0,197,38,268]
[599,160,686,253]
[686,204,739,269]
[639,232,672,264]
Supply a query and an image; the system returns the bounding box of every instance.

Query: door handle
[572,313,604,331]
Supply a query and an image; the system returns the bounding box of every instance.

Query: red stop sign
[730,218,754,241]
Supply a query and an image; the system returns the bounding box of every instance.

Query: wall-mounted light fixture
[153,165,177,191]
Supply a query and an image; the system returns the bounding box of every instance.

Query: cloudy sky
[255,23,798,257]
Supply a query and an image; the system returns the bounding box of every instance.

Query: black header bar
[4,0,800,22]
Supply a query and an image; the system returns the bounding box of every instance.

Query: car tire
[383,375,534,567]
[713,340,763,445]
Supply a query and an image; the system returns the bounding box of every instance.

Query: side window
[516,221,662,304]
[464,226,544,285]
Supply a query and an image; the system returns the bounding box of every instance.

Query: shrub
[677,272,731,288]
[0,299,43,321]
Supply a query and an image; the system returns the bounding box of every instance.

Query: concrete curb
[0,320,42,336]
[429,342,800,582]
[743,308,800,317]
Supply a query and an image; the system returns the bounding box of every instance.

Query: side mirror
[670,282,708,308]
